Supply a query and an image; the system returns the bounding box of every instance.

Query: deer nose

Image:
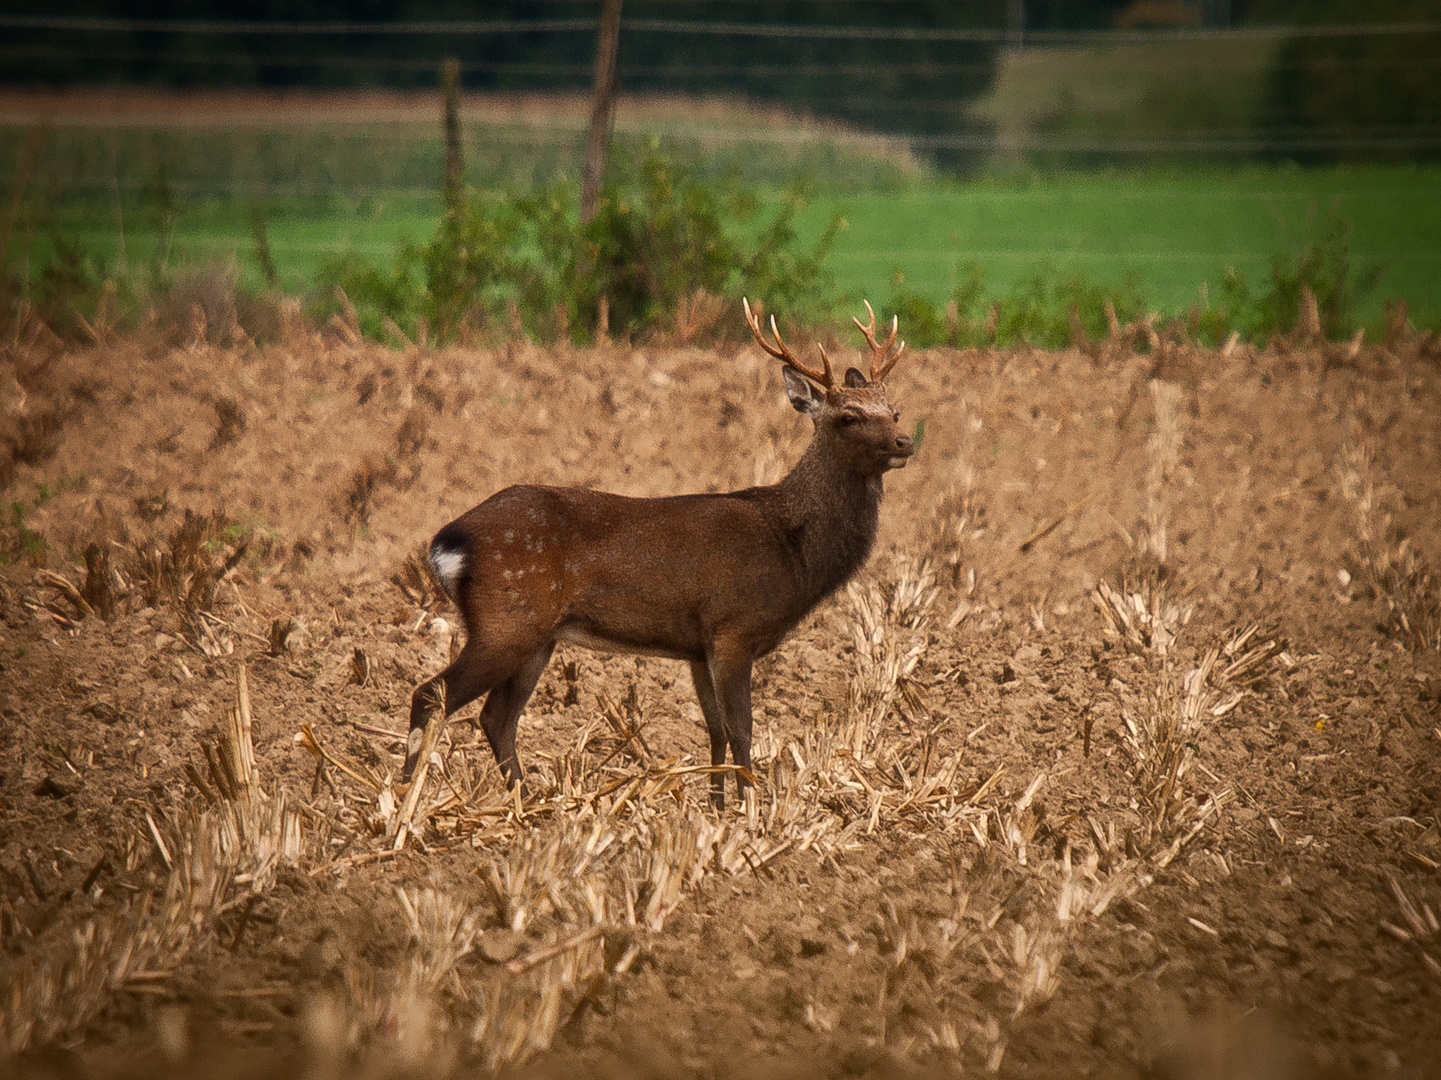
[894,434,915,455]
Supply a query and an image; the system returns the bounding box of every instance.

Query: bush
[1196,217,1383,343]
[576,145,741,336]
[315,140,841,345]
[885,263,1145,349]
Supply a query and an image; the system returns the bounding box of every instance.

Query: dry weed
[842,556,936,762]
[128,507,247,615]
[670,288,727,346]
[1336,440,1441,650]
[1381,875,1441,978]
[1118,650,1236,853]
[257,548,1248,1074]
[927,472,984,589]
[161,266,243,347]
[81,541,116,620]
[398,887,483,994]
[207,394,247,449]
[1143,378,1187,566]
[391,542,449,612]
[343,409,432,528]
[1208,623,1293,701]
[1091,577,1193,657]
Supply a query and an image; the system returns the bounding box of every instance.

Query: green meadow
[805,167,1441,327]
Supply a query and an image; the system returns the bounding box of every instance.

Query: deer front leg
[704,643,755,808]
[689,660,730,809]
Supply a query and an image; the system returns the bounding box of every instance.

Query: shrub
[575,143,742,336]
[314,140,841,345]
[1196,217,1383,343]
[885,263,1145,349]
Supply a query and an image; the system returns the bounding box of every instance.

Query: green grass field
[805,166,1441,327]
[7,113,1440,331]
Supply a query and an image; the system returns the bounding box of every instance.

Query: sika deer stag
[404,300,915,806]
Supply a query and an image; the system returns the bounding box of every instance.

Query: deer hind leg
[475,643,555,789]
[689,660,730,809]
[403,640,511,781]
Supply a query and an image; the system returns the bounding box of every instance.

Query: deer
[402,299,915,807]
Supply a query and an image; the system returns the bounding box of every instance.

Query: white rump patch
[430,547,466,587]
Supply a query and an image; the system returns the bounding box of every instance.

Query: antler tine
[742,296,835,389]
[853,299,905,383]
[815,343,837,388]
[772,315,836,389]
[871,336,905,383]
[742,297,782,359]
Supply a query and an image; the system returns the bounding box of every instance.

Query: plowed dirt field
[3,315,1440,1078]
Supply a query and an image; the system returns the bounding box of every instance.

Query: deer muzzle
[888,432,916,469]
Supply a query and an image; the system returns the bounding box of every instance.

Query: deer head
[743,298,914,477]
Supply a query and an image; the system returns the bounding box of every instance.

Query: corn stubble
[2,666,311,1056]
[1336,439,1441,651]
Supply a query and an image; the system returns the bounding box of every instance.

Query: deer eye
[838,413,861,426]
[893,412,900,422]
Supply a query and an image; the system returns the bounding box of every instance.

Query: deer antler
[853,300,906,383]
[743,297,836,390]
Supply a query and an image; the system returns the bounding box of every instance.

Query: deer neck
[774,437,883,596]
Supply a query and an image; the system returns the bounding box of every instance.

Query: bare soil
[2,317,1440,1079]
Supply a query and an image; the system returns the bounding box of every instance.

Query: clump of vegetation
[885,263,1147,349]
[317,139,840,345]
[2,501,48,565]
[1336,441,1441,652]
[876,217,1386,352]
[128,508,250,614]
[1,151,284,347]
[1197,217,1384,344]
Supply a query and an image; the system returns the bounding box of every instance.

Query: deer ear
[783,366,824,416]
[844,367,869,388]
